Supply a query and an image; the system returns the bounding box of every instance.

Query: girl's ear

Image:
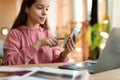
[25,7,29,14]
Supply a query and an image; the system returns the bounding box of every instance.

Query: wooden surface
[4,62,75,68]
[91,68,120,80]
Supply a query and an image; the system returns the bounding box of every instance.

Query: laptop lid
[94,28,120,73]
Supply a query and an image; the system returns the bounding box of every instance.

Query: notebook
[59,60,97,74]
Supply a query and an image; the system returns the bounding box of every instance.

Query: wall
[0,0,17,40]
[108,0,120,29]
[48,0,57,36]
[56,0,72,37]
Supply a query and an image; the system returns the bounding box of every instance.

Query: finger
[70,39,76,51]
[52,37,58,44]
[70,37,76,49]
[66,43,71,52]
[67,39,74,51]
[49,38,58,46]
[47,39,53,46]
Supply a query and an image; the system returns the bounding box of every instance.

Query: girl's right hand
[33,37,58,50]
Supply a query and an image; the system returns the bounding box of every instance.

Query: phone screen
[69,27,80,38]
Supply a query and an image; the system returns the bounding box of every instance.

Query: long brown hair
[11,0,49,30]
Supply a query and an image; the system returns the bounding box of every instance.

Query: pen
[56,37,65,40]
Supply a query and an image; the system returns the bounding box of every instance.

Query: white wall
[108,0,120,28]
[48,0,57,36]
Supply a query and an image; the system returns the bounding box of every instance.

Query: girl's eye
[37,6,42,9]
[46,8,49,11]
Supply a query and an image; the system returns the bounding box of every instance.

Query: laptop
[59,60,97,74]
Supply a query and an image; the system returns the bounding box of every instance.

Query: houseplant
[86,22,110,60]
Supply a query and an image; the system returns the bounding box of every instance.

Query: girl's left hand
[60,35,76,59]
[65,35,76,53]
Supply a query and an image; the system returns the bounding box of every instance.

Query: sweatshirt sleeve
[3,30,37,65]
[46,30,69,62]
[52,46,69,63]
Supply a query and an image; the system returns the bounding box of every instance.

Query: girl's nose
[42,9,47,15]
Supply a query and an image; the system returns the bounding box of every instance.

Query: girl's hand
[34,37,58,50]
[41,37,58,47]
[60,35,76,59]
[66,36,76,52]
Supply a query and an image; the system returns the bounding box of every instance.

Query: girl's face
[26,0,50,25]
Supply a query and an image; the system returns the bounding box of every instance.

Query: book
[0,66,90,80]
[0,67,40,80]
[30,67,90,80]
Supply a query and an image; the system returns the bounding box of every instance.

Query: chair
[94,28,120,73]
[0,40,4,65]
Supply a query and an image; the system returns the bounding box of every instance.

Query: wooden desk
[2,62,120,80]
[91,68,120,80]
[6,62,76,68]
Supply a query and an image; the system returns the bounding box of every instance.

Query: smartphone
[69,27,80,38]
[63,27,80,48]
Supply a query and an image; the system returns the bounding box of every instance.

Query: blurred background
[0,0,120,62]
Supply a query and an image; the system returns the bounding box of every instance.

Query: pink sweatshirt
[3,26,68,65]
